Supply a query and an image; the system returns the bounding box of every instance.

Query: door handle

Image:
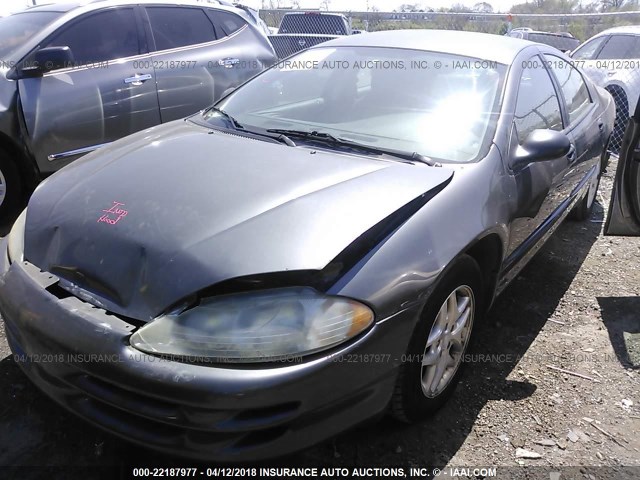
[218,58,240,68]
[567,144,577,164]
[124,73,153,86]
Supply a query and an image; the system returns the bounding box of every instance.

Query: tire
[0,148,23,220]
[390,254,483,423]
[571,155,601,222]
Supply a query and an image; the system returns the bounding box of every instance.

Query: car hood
[24,120,453,321]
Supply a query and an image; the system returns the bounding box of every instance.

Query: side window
[146,7,216,51]
[207,10,246,38]
[529,33,551,45]
[45,8,139,64]
[544,55,591,124]
[571,36,607,60]
[513,60,563,144]
[597,35,640,60]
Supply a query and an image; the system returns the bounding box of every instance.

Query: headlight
[130,287,374,363]
[7,208,27,263]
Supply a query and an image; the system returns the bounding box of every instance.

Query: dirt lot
[0,157,638,479]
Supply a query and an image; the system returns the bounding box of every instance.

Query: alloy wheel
[421,285,475,398]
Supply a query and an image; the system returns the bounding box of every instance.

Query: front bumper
[0,240,419,461]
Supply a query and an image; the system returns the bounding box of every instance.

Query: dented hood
[24,120,453,320]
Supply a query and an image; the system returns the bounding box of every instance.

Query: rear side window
[207,10,246,37]
[571,35,607,60]
[597,34,640,60]
[514,61,563,143]
[46,8,139,64]
[146,7,216,51]
[544,55,591,124]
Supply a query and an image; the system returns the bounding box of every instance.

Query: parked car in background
[0,0,276,218]
[507,28,580,53]
[570,26,640,150]
[268,11,356,58]
[0,30,613,461]
[606,93,640,236]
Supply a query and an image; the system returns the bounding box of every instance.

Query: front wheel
[390,254,483,423]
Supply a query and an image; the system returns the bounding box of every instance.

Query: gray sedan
[0,30,614,461]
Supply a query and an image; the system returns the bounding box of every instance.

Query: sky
[0,0,522,17]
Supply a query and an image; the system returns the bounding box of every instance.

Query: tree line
[350,0,640,40]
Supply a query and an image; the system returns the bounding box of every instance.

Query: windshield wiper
[266,129,440,166]
[206,106,244,130]
[203,108,296,147]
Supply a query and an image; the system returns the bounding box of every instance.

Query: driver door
[17,6,161,174]
[506,58,571,255]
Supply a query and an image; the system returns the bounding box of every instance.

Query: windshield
[0,11,63,61]
[208,47,507,163]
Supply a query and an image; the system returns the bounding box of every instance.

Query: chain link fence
[263,12,353,59]
[268,34,342,59]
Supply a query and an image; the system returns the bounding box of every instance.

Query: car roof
[20,2,79,12]
[314,30,534,65]
[282,11,345,16]
[25,0,233,14]
[594,25,640,36]
[516,29,575,38]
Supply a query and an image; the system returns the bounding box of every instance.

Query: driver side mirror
[19,46,75,78]
[511,129,571,170]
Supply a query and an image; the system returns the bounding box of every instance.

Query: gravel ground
[0,157,638,478]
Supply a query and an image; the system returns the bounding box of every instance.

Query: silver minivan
[0,0,276,217]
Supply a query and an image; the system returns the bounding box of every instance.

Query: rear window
[278,14,348,35]
[528,33,579,51]
[147,7,216,51]
[0,11,63,60]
